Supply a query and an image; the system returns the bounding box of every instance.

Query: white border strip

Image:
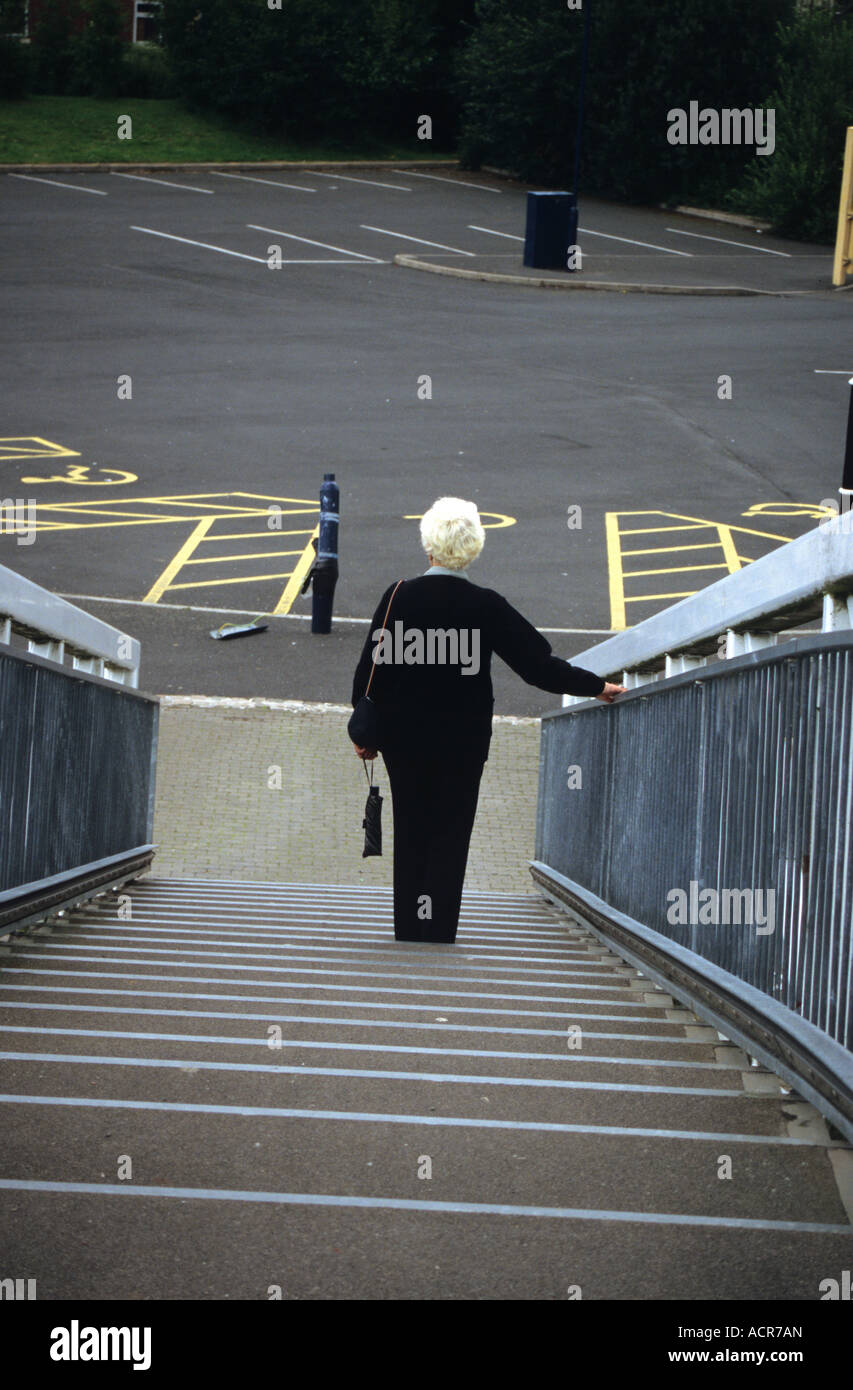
[0,1024,726,1070]
[0,1178,844,1231]
[0,1093,817,1147]
[0,1051,743,1096]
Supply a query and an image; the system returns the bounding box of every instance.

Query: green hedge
[0,34,31,98]
[456,0,794,207]
[160,0,469,144]
[732,10,853,243]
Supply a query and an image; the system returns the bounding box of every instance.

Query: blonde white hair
[419,497,485,570]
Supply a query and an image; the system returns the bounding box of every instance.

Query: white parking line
[665,226,791,257]
[814,370,853,375]
[397,170,502,193]
[110,172,213,194]
[361,224,475,256]
[247,224,385,262]
[9,173,106,195]
[130,226,269,263]
[579,228,693,256]
[469,225,523,241]
[309,171,411,191]
[209,171,316,193]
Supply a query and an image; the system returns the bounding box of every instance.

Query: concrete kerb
[391,252,794,298]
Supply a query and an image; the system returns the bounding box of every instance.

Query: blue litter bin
[523,191,574,271]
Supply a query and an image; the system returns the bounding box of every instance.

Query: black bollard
[303,473,339,633]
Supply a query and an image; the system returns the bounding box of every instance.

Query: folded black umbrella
[361,762,383,858]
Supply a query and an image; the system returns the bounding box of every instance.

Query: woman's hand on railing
[596,682,626,704]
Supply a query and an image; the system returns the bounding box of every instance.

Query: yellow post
[832,126,853,287]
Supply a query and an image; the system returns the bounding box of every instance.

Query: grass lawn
[0,96,457,165]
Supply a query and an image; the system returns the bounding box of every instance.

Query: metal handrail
[0,564,156,932]
[562,511,853,699]
[0,561,140,685]
[534,631,853,1139]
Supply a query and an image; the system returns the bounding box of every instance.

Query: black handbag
[347,579,404,748]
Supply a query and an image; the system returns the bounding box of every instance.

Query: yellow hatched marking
[621,542,727,557]
[606,508,798,631]
[33,507,187,523]
[625,591,698,603]
[143,517,216,603]
[0,436,80,461]
[273,525,321,615]
[614,509,791,545]
[201,528,316,542]
[717,524,741,574]
[622,562,730,579]
[605,512,626,631]
[138,501,321,609]
[166,572,298,592]
[182,550,307,565]
[21,515,248,534]
[619,522,714,536]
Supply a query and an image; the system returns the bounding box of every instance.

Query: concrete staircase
[0,878,850,1299]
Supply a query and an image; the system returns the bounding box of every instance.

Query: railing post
[29,638,65,664]
[723,629,778,658]
[665,653,707,677]
[822,591,853,631]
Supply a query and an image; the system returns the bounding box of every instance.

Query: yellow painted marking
[717,524,741,574]
[621,542,725,557]
[404,511,516,529]
[742,502,834,519]
[622,563,730,579]
[625,591,698,603]
[33,507,183,522]
[605,511,626,631]
[165,573,298,591]
[130,497,322,608]
[619,523,712,535]
[612,508,791,545]
[142,517,216,603]
[0,436,80,462]
[605,508,804,631]
[182,550,307,565]
[18,516,243,534]
[21,464,138,486]
[273,524,321,615]
[201,528,316,542]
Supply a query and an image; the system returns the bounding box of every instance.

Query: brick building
[20,2,162,44]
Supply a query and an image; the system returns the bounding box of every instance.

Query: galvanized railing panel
[0,646,158,905]
[535,636,853,1056]
[0,561,140,685]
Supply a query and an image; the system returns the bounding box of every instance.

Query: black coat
[351,574,606,760]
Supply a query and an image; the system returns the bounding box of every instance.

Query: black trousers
[380,740,487,943]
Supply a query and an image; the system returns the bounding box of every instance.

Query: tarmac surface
[2,162,850,704]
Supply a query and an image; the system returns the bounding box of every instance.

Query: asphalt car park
[1,164,848,701]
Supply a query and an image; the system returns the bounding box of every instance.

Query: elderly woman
[350,497,624,943]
